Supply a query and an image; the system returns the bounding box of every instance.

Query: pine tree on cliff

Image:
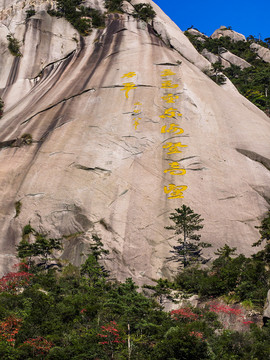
[166,205,211,268]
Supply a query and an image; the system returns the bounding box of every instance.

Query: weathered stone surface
[263,289,270,319]
[186,28,207,38]
[220,49,251,69]
[0,1,270,285]
[211,26,246,42]
[250,43,270,63]
[201,48,231,69]
[186,28,207,42]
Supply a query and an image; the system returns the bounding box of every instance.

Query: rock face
[219,49,251,69]
[0,0,270,284]
[186,28,207,42]
[201,48,250,70]
[250,43,270,63]
[263,289,270,325]
[211,26,246,42]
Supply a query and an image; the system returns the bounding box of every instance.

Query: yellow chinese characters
[160,107,182,119]
[163,142,187,155]
[164,162,186,176]
[164,184,188,199]
[161,69,176,77]
[161,123,184,135]
[121,72,136,79]
[132,102,142,130]
[133,119,140,130]
[161,80,179,89]
[121,82,137,99]
[162,93,179,103]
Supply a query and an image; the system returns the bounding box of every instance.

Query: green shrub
[185,31,270,114]
[25,8,36,19]
[104,0,124,13]
[21,133,33,145]
[14,201,22,218]
[133,3,156,22]
[48,0,105,35]
[7,34,22,57]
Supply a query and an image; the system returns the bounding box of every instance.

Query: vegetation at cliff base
[0,211,269,358]
[175,213,270,310]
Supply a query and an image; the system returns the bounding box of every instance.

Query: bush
[21,133,33,145]
[6,35,22,57]
[133,3,156,22]
[104,0,124,13]
[185,31,270,114]
[14,201,22,218]
[48,0,105,35]
[25,8,36,19]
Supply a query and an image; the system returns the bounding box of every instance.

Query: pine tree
[166,205,210,268]
[16,224,62,268]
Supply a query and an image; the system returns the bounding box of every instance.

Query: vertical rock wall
[0,1,269,284]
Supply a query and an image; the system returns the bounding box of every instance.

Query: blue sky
[154,0,270,41]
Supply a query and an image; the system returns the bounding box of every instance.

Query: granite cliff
[0,0,270,284]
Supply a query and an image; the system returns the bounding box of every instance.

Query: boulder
[201,48,231,68]
[263,289,270,325]
[211,26,246,42]
[250,43,270,63]
[220,49,251,69]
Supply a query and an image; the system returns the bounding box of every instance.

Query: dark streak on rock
[32,50,76,81]
[219,195,238,201]
[236,148,270,171]
[80,17,126,89]
[155,62,181,66]
[21,88,95,125]
[100,84,155,89]
[114,28,128,34]
[0,139,16,149]
[75,164,111,173]
[5,56,21,88]
[187,168,206,171]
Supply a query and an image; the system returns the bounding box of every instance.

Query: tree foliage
[185,31,270,114]
[0,223,269,358]
[16,225,63,268]
[6,34,22,57]
[175,211,270,307]
[166,205,210,268]
[104,0,124,12]
[133,3,156,22]
[48,0,105,35]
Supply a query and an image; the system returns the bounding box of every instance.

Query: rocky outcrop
[0,0,270,284]
[263,289,270,325]
[211,26,246,42]
[201,48,250,70]
[201,48,231,69]
[250,43,270,63]
[186,28,207,42]
[219,49,251,69]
